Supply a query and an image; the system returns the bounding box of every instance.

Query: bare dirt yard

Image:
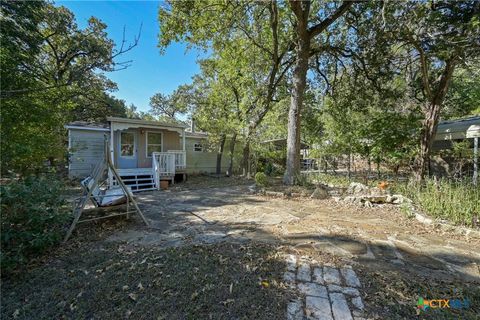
[2,176,479,319]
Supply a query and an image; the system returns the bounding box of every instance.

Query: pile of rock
[337,182,412,208]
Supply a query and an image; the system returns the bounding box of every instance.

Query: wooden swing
[64,136,149,242]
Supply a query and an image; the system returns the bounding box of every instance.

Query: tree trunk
[284,2,310,185]
[242,139,250,177]
[415,103,441,181]
[226,132,237,177]
[347,153,351,180]
[414,58,456,182]
[216,134,226,175]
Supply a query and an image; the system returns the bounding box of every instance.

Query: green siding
[185,137,229,174]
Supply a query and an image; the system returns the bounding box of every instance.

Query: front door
[118,131,137,168]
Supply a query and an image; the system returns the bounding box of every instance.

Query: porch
[106,117,188,192]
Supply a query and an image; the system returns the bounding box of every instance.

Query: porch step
[113,171,156,192]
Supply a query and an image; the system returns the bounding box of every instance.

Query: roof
[65,121,109,132]
[435,115,480,141]
[107,117,188,129]
[185,131,209,139]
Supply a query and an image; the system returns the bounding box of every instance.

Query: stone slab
[330,292,353,320]
[305,296,333,320]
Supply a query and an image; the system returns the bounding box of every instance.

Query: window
[120,132,135,157]
[193,142,203,152]
[146,132,162,157]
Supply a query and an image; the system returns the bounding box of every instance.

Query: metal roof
[435,115,480,141]
[106,117,188,129]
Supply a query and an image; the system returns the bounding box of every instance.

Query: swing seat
[80,176,130,207]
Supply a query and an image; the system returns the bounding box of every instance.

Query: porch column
[109,124,115,187]
[182,129,186,151]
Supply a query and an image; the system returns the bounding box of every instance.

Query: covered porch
[106,117,188,191]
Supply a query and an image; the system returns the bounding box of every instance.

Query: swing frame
[64,136,149,242]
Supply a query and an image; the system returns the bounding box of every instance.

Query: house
[66,117,229,191]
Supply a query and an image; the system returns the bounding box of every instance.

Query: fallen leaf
[261,280,269,288]
[12,309,20,319]
[138,282,144,291]
[128,293,138,302]
[229,283,233,294]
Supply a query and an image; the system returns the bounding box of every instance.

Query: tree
[0,1,138,174]
[158,1,292,177]
[381,1,480,181]
[283,1,354,185]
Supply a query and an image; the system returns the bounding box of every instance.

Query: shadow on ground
[2,177,479,319]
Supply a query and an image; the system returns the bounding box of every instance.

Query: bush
[1,175,70,273]
[254,172,269,187]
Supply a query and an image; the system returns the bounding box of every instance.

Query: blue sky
[57,1,204,112]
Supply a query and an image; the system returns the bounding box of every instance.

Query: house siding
[113,128,182,168]
[68,126,231,178]
[185,137,229,174]
[68,129,107,178]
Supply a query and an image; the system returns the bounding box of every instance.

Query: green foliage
[254,172,269,187]
[1,176,70,273]
[394,179,479,227]
[1,1,136,175]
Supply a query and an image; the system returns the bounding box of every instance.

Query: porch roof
[107,117,188,135]
[107,117,188,129]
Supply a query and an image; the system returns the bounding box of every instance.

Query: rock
[286,254,297,271]
[363,200,373,208]
[366,195,388,203]
[305,296,333,320]
[287,299,304,320]
[369,187,384,196]
[312,267,324,284]
[352,296,365,310]
[283,271,295,283]
[340,268,361,288]
[391,194,412,204]
[347,182,369,195]
[265,190,284,197]
[310,187,329,199]
[297,282,328,298]
[323,267,341,285]
[297,263,311,282]
[330,292,353,320]
[327,284,343,292]
[248,184,257,193]
[342,287,360,296]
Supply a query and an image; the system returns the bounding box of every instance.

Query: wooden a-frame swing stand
[64,136,149,242]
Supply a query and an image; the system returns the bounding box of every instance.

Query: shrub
[1,175,70,273]
[254,172,269,187]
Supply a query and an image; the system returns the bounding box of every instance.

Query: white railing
[167,150,186,169]
[152,152,176,177]
[152,151,186,189]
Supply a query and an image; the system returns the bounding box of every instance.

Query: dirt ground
[2,176,479,319]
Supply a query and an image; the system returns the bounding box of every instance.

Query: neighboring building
[433,115,480,150]
[66,117,228,191]
[430,115,480,178]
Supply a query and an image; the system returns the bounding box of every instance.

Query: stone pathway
[284,254,365,320]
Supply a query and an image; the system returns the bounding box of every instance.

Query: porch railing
[152,151,186,189]
[167,150,186,169]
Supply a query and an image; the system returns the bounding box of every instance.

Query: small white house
[66,117,228,191]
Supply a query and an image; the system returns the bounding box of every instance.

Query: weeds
[394,178,479,227]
